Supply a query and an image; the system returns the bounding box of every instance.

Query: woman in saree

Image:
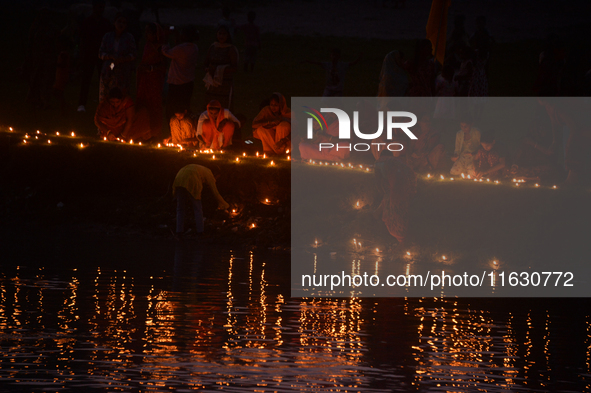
[252,93,291,155]
[196,100,240,150]
[136,23,166,139]
[203,26,239,109]
[94,87,151,142]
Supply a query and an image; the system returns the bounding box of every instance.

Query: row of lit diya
[7,127,287,216]
[4,126,288,165]
[303,158,559,189]
[313,238,501,268]
[425,173,558,189]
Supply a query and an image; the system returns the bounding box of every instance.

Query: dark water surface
[1,228,591,392]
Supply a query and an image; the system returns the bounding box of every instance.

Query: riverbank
[0,130,291,250]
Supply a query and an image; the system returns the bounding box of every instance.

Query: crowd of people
[20,2,591,241]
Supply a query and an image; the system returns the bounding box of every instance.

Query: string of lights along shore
[4,125,567,190]
[3,126,286,166]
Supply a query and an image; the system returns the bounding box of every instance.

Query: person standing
[136,23,166,139]
[304,48,361,97]
[98,14,136,102]
[161,26,199,127]
[375,150,417,244]
[203,26,238,109]
[77,0,111,112]
[238,11,260,72]
[23,8,59,109]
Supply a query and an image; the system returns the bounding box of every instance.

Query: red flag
[426,0,451,65]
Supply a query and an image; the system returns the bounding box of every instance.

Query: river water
[1,230,591,392]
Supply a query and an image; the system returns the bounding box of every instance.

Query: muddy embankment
[0,133,290,250]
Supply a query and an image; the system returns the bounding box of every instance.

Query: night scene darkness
[1,0,591,392]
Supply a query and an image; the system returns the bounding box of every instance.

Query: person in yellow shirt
[173,164,230,235]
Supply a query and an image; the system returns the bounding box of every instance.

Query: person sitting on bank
[196,100,240,150]
[450,115,481,176]
[510,104,559,181]
[252,92,291,155]
[406,112,445,172]
[94,87,151,142]
[168,107,198,146]
[474,131,507,179]
[173,164,229,236]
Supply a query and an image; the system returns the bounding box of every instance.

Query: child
[474,131,507,179]
[238,11,260,72]
[450,115,481,175]
[173,164,229,236]
[168,108,198,146]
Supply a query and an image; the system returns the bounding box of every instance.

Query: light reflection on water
[0,242,590,392]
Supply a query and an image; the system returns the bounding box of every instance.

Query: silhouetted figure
[77,0,111,112]
[533,35,565,96]
[53,37,71,117]
[378,50,408,98]
[510,105,559,181]
[469,15,492,58]
[375,150,417,244]
[406,39,436,97]
[539,98,591,185]
[24,8,60,109]
[445,14,469,69]
[238,11,261,72]
[304,48,362,97]
[162,26,199,130]
[204,26,239,109]
[217,6,236,41]
[98,14,136,102]
[136,23,166,139]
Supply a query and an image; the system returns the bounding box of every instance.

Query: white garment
[203,65,228,90]
[196,108,240,137]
